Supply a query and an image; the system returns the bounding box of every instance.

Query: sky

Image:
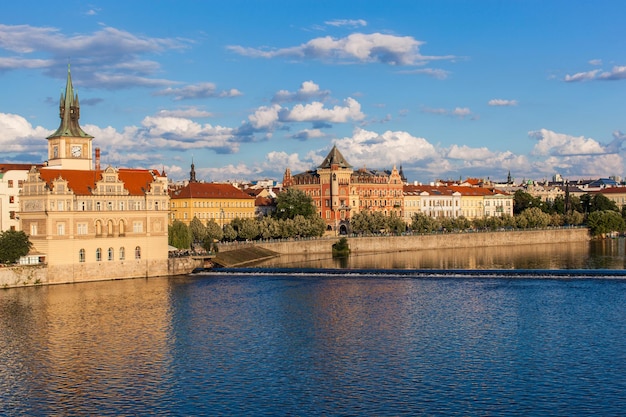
[1,0,626,184]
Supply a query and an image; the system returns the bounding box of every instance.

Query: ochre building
[18,66,170,283]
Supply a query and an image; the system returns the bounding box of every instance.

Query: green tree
[205,219,224,242]
[0,230,32,264]
[189,216,207,242]
[590,193,618,212]
[222,224,237,241]
[236,218,260,240]
[387,212,406,234]
[411,212,440,233]
[168,220,192,249]
[587,210,625,236]
[517,207,551,229]
[274,188,316,219]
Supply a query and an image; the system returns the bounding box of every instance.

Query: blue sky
[1,0,626,184]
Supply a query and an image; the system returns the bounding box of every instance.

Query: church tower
[46,65,94,170]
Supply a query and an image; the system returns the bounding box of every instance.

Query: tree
[590,193,618,212]
[189,217,207,242]
[222,224,237,241]
[411,212,440,233]
[274,188,316,219]
[517,207,551,229]
[0,230,32,264]
[236,218,260,240]
[587,210,625,236]
[513,190,544,215]
[168,220,192,249]
[205,219,224,242]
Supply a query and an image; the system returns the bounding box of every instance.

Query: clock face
[71,145,82,157]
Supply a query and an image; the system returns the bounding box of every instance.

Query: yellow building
[169,179,255,227]
[18,66,170,283]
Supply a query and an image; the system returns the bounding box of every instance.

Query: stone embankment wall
[0,258,203,289]
[0,265,48,288]
[250,228,590,256]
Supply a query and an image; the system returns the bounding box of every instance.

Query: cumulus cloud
[447,145,494,160]
[0,113,51,155]
[228,32,455,66]
[530,128,605,156]
[488,99,518,106]
[155,82,242,100]
[271,81,330,103]
[284,97,365,123]
[564,69,601,82]
[334,128,439,168]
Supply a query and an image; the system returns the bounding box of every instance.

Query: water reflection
[257,240,626,270]
[0,279,175,415]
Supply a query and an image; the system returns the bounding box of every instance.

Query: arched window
[119,220,125,236]
[119,247,125,261]
[107,220,114,236]
[96,220,102,236]
[79,249,85,263]
[108,247,114,261]
[135,246,141,260]
[96,248,102,262]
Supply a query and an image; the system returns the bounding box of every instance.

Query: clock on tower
[71,145,82,157]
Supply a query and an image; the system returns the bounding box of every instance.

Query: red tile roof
[0,163,43,174]
[38,168,159,196]
[170,182,254,200]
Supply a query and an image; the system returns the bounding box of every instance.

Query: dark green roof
[47,65,93,139]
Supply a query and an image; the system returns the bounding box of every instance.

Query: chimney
[95,147,101,171]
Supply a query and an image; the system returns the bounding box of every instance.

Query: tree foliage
[189,217,207,242]
[587,210,625,236]
[274,188,316,220]
[168,220,192,249]
[0,230,32,264]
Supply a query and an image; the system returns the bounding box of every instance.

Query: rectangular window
[57,223,65,236]
[133,221,143,233]
[8,180,13,188]
[9,211,15,219]
[77,223,88,235]
[9,196,14,203]
[30,223,37,236]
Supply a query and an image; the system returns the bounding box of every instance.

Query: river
[1,240,625,415]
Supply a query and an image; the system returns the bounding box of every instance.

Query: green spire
[47,64,93,139]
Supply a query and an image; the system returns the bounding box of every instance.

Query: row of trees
[168,188,626,250]
[169,188,326,250]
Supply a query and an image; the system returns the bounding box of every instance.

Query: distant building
[0,164,42,231]
[283,145,403,233]
[169,163,255,226]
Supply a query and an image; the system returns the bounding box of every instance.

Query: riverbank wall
[238,227,591,257]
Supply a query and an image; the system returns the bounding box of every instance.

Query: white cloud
[228,32,455,66]
[156,108,213,118]
[598,66,626,81]
[334,128,439,168]
[284,97,365,123]
[396,68,450,79]
[272,81,330,103]
[564,69,600,82]
[155,83,243,100]
[589,59,602,66]
[447,145,494,160]
[0,113,50,153]
[488,99,518,106]
[530,128,605,156]
[422,106,475,119]
[324,19,368,28]
[248,104,282,129]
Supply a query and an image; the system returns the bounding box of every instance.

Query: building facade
[169,163,256,226]
[0,164,41,231]
[18,66,169,283]
[283,145,404,233]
